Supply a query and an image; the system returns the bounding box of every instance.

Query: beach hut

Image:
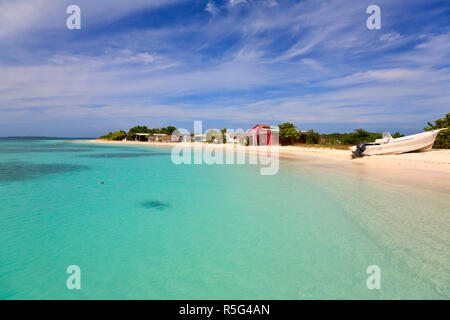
[134,133,148,142]
[148,134,171,143]
[248,124,279,146]
[194,133,207,143]
[170,132,191,142]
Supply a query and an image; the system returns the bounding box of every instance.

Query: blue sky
[0,0,449,137]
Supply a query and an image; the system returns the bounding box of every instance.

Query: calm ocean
[0,138,448,299]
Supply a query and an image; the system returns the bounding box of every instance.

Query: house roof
[251,124,271,130]
[250,124,278,132]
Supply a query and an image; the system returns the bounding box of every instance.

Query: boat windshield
[374,132,393,144]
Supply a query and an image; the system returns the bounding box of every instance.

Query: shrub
[99,132,113,140]
[306,129,320,144]
[339,129,382,145]
[111,130,127,141]
[424,113,450,148]
[392,132,404,138]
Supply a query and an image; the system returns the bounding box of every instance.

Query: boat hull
[350,129,444,156]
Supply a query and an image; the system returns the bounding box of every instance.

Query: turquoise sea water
[0,138,449,299]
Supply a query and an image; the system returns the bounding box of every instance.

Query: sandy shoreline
[72,139,450,191]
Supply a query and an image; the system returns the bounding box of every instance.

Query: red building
[248,124,279,146]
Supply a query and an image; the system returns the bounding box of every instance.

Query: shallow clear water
[0,138,448,299]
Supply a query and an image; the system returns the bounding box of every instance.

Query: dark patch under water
[0,162,88,182]
[0,145,91,154]
[0,139,129,154]
[141,200,171,210]
[79,152,169,158]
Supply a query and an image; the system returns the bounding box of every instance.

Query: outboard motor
[352,143,366,159]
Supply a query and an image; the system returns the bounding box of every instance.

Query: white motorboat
[350,128,446,158]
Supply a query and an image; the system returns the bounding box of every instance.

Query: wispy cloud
[229,0,247,7]
[205,2,219,16]
[379,32,403,42]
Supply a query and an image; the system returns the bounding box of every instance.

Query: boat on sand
[350,129,446,158]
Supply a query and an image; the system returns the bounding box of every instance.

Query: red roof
[250,124,271,131]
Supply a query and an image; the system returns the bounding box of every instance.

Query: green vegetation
[276,123,391,146]
[320,129,382,145]
[276,115,449,149]
[99,130,127,141]
[313,129,407,146]
[278,122,301,145]
[424,113,450,148]
[126,125,150,140]
[159,126,177,135]
[99,125,178,141]
[392,132,405,138]
[221,128,227,144]
[305,129,320,144]
[99,132,113,140]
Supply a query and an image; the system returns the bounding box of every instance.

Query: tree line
[423,113,449,148]
[277,122,399,146]
[99,125,177,141]
[99,113,449,148]
[278,112,449,148]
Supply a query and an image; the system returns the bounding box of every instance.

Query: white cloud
[115,52,156,64]
[0,0,55,39]
[205,2,219,16]
[325,69,427,86]
[2,46,449,129]
[380,32,403,42]
[0,0,186,40]
[300,58,324,71]
[229,0,247,7]
[264,0,278,8]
